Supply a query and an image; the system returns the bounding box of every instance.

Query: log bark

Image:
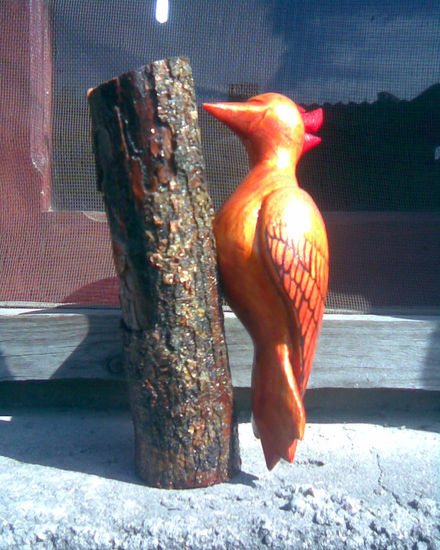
[88,57,240,488]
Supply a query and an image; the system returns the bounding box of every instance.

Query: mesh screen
[49,0,440,212]
[1,0,439,308]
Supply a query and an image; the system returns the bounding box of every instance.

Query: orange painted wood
[204,94,328,469]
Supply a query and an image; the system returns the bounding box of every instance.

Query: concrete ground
[0,395,439,549]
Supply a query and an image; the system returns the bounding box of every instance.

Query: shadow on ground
[0,407,142,485]
[0,382,438,485]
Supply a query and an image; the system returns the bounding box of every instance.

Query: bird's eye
[248,96,266,105]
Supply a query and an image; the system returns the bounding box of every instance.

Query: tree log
[88,57,240,488]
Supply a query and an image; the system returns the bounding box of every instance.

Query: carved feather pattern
[265,221,328,392]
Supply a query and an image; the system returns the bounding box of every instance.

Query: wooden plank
[225,312,440,390]
[0,309,122,381]
[0,308,439,390]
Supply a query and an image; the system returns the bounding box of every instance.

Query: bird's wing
[258,187,329,393]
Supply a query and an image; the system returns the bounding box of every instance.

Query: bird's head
[203,93,323,166]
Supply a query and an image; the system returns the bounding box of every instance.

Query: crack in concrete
[375,452,403,507]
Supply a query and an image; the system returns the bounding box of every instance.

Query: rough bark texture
[88,57,240,489]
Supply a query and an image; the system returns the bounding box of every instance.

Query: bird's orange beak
[299,107,323,153]
[203,101,266,136]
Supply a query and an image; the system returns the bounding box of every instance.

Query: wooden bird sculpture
[203,93,329,470]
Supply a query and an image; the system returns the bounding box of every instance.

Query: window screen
[49,0,440,212]
[1,0,439,308]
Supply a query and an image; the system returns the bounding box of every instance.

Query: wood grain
[1,308,439,391]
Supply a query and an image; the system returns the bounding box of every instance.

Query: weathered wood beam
[1,309,439,391]
[87,58,240,488]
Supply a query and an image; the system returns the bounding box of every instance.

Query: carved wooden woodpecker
[203,93,329,470]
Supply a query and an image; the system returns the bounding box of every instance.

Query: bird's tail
[252,344,306,470]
